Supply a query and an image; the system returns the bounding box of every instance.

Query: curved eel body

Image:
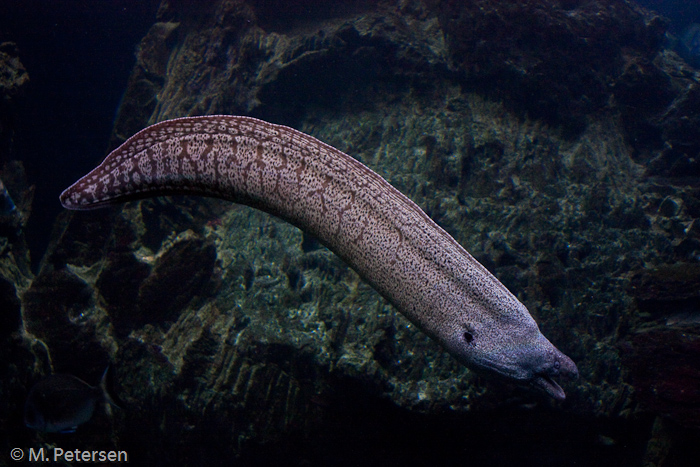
[60,116,578,399]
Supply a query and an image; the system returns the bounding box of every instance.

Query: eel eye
[463,331,474,344]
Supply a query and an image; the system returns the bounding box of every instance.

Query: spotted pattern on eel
[60,115,578,400]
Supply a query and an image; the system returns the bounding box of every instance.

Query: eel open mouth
[532,374,567,400]
[530,352,579,400]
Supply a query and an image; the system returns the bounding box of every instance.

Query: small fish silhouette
[0,177,17,215]
[24,368,119,433]
[680,23,700,63]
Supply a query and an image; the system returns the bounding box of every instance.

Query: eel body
[60,115,578,399]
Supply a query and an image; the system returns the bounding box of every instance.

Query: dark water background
[1,0,160,269]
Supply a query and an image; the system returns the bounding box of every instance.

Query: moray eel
[60,116,578,400]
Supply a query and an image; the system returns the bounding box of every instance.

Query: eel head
[440,300,579,400]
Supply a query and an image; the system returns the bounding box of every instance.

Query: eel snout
[530,349,579,400]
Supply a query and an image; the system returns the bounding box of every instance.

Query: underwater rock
[110,22,180,150]
[136,21,180,79]
[0,161,33,274]
[622,327,700,429]
[433,0,667,134]
[22,269,109,376]
[96,232,219,334]
[41,209,115,270]
[110,0,449,130]
[0,42,32,255]
[0,42,29,105]
[0,275,21,338]
[0,177,18,218]
[0,44,36,452]
[135,197,227,252]
[0,44,30,227]
[629,263,700,320]
[615,45,700,180]
[96,252,151,335]
[136,235,219,326]
[623,263,700,428]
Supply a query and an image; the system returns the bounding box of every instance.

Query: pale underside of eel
[60,115,578,400]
